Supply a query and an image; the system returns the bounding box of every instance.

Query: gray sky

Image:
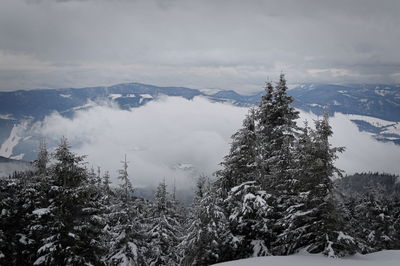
[1,0,399,93]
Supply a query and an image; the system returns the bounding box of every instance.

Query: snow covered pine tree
[34,137,105,265]
[216,75,359,260]
[182,177,234,265]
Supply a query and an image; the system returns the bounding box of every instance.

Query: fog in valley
[31,96,400,189]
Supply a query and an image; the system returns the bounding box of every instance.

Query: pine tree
[52,137,87,188]
[276,114,356,257]
[106,155,147,266]
[391,195,400,249]
[102,170,112,193]
[97,166,102,187]
[147,180,182,266]
[34,137,105,265]
[105,199,147,266]
[215,75,362,259]
[88,166,98,186]
[225,181,275,258]
[194,174,208,200]
[345,188,397,252]
[181,183,234,265]
[255,74,299,192]
[0,173,37,265]
[0,143,56,265]
[118,155,133,203]
[272,123,315,255]
[34,139,49,175]
[216,108,257,193]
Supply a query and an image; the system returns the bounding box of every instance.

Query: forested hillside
[1,76,399,265]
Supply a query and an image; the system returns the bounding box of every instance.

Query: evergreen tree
[215,76,362,259]
[88,166,98,186]
[216,108,257,193]
[34,137,105,265]
[344,187,399,252]
[106,155,147,265]
[34,139,49,175]
[97,166,102,187]
[102,170,112,193]
[147,180,182,266]
[105,199,147,266]
[181,183,234,266]
[274,114,356,257]
[0,173,37,265]
[1,142,53,265]
[271,123,315,255]
[118,155,133,203]
[391,195,400,249]
[225,181,275,258]
[255,75,299,192]
[194,174,208,200]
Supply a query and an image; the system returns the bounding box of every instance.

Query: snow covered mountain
[1,82,399,161]
[289,84,400,145]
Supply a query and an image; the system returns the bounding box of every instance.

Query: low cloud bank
[33,97,400,189]
[34,97,247,188]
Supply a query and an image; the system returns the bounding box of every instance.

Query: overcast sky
[1,0,399,93]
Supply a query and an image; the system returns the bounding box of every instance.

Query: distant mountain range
[290,84,400,145]
[1,82,399,161]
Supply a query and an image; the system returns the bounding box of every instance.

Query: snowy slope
[213,250,400,266]
[0,122,28,158]
[346,114,400,144]
[346,114,397,128]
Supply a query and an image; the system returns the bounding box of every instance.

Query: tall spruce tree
[216,108,257,194]
[343,187,399,252]
[225,181,275,258]
[102,170,112,193]
[118,155,133,203]
[272,122,315,255]
[34,139,49,175]
[34,137,105,265]
[217,75,299,193]
[215,75,362,259]
[274,114,356,257]
[0,142,53,265]
[182,181,234,265]
[0,171,42,265]
[255,74,299,192]
[106,155,147,265]
[147,180,182,265]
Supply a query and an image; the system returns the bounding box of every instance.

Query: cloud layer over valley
[34,97,248,188]
[32,97,400,189]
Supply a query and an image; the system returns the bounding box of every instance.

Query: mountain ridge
[1,81,399,160]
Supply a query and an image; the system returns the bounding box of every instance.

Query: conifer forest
[1,75,400,265]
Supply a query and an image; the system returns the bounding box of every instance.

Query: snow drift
[213,250,400,266]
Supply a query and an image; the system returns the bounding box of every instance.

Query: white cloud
[33,97,400,190]
[34,96,248,188]
[298,110,400,176]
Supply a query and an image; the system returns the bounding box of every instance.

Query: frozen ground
[213,250,400,266]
